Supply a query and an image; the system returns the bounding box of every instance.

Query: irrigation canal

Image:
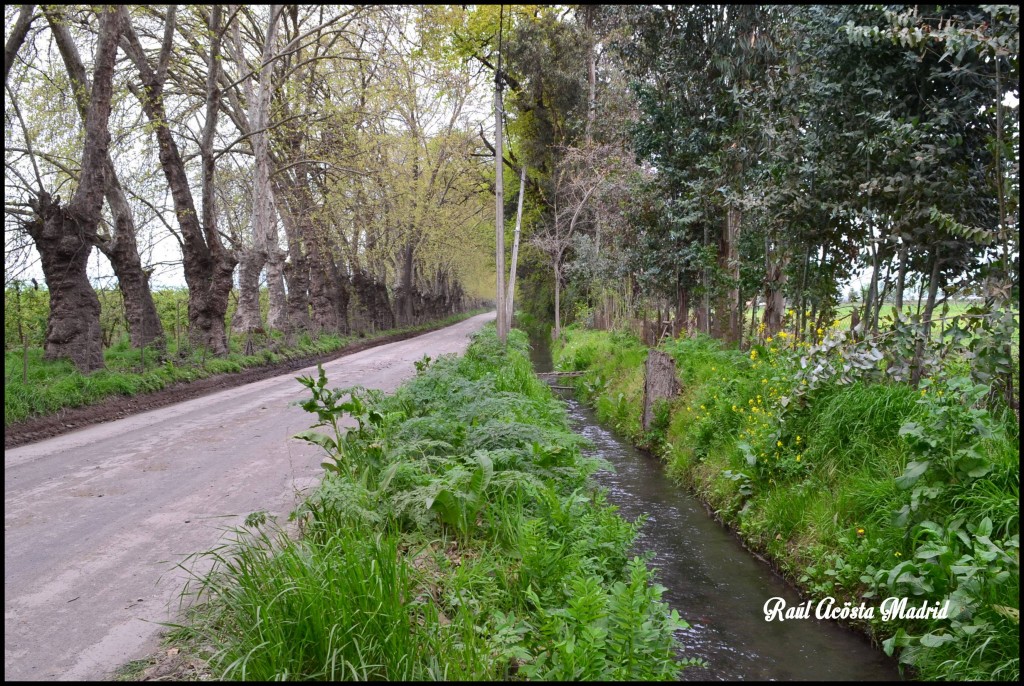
[529,335,900,681]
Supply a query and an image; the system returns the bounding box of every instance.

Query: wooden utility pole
[494,10,507,344]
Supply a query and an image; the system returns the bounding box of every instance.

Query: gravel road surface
[4,311,494,680]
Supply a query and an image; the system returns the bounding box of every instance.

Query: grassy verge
[163,327,700,680]
[4,309,486,427]
[554,326,1019,681]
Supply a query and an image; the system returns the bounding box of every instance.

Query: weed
[555,324,1019,681]
[170,326,696,680]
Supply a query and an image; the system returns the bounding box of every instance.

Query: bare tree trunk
[921,248,942,340]
[911,248,942,387]
[797,245,811,341]
[674,282,689,337]
[24,7,122,372]
[863,229,880,337]
[235,6,286,332]
[330,259,351,334]
[695,302,708,335]
[27,194,105,372]
[894,241,908,318]
[553,262,562,339]
[505,164,526,331]
[45,6,163,350]
[308,259,338,331]
[265,244,288,331]
[763,236,788,338]
[122,6,236,354]
[717,204,741,342]
[748,293,758,342]
[233,250,264,332]
[104,227,164,350]
[397,242,416,326]
[277,201,311,332]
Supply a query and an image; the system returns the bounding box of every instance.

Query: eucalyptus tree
[820,5,1013,338]
[621,5,738,336]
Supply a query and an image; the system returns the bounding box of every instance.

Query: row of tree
[5,6,495,372]
[457,5,1017,348]
[5,6,1019,375]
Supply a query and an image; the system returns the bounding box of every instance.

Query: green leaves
[292,429,337,453]
[895,459,930,490]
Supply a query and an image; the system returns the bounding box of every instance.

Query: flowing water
[529,336,900,681]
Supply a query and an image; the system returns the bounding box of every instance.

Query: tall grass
[168,327,698,680]
[555,325,1020,682]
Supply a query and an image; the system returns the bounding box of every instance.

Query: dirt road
[4,312,494,681]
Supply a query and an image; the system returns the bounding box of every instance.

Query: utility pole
[494,8,507,344]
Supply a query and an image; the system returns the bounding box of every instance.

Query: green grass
[165,326,699,680]
[4,309,486,427]
[554,325,1020,682]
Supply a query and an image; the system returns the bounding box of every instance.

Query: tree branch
[4,4,36,85]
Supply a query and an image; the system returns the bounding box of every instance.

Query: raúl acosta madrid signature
[763,596,950,622]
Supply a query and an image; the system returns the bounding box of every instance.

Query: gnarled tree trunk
[44,6,163,350]
[103,225,164,350]
[24,7,122,372]
[26,193,105,372]
[121,5,237,354]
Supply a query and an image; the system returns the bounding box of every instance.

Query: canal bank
[529,334,900,680]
